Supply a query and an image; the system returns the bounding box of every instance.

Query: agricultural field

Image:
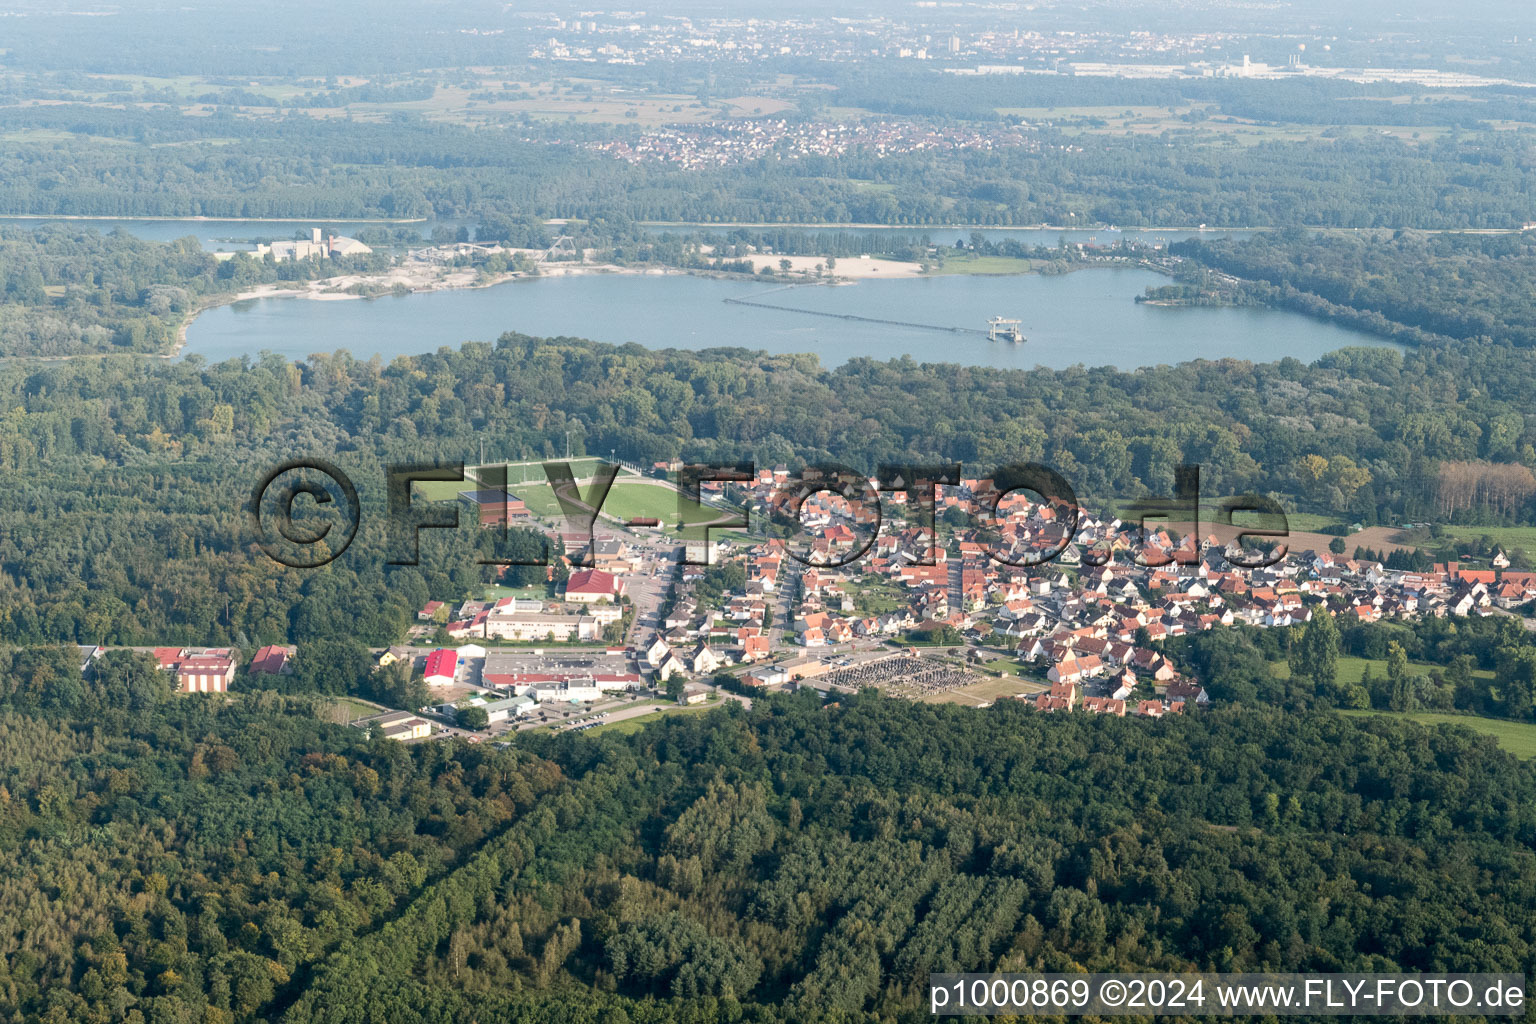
[298,81,799,127]
[1004,104,1450,147]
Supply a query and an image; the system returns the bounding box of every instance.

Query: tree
[666,677,686,702]
[92,649,170,712]
[458,705,489,730]
[370,661,428,710]
[292,638,374,695]
[1329,536,1346,554]
[1287,611,1340,697]
[1387,640,1413,711]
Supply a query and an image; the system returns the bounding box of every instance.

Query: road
[766,558,802,648]
[625,535,680,646]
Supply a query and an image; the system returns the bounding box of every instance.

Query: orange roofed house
[155,648,235,693]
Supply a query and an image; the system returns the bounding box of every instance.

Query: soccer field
[412,459,634,518]
[598,480,732,525]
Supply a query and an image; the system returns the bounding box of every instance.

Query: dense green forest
[0,671,1532,1024]
[1172,229,1536,349]
[1,100,1534,228]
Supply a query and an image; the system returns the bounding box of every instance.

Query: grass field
[1281,512,1349,533]
[928,255,1040,276]
[412,477,565,517]
[413,459,622,518]
[850,578,905,615]
[1098,502,1343,531]
[1340,709,1536,759]
[583,704,716,736]
[482,584,549,601]
[599,481,726,524]
[410,470,741,540]
[1439,525,1536,555]
[978,659,1032,678]
[316,696,382,723]
[1271,657,1494,684]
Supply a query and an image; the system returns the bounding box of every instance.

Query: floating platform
[987,317,1025,343]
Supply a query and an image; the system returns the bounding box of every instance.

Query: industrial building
[255,228,373,262]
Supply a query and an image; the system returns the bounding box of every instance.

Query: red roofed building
[248,644,294,677]
[152,648,234,692]
[1046,680,1079,709]
[176,655,234,693]
[738,632,771,661]
[1082,696,1127,716]
[565,568,623,603]
[424,649,458,687]
[1047,653,1103,685]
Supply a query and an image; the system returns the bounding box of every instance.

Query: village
[81,464,1528,743]
[587,118,1039,170]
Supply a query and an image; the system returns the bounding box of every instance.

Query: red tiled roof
[567,568,620,595]
[248,645,291,675]
[425,649,458,679]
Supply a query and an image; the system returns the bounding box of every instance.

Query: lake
[182,268,1397,371]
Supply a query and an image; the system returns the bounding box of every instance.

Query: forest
[0,674,1531,1023]
[2,99,1535,229]
[830,68,1536,127]
[1172,229,1536,349]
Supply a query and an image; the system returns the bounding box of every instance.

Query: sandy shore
[737,253,923,279]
